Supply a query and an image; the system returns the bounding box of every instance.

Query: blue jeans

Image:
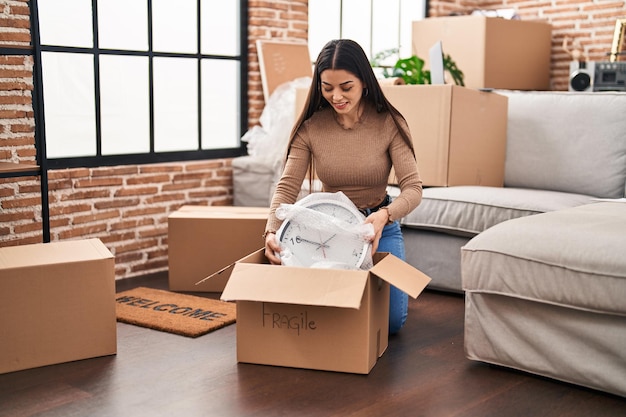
[376,220,409,335]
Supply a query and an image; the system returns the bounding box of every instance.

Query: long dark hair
[288,39,416,182]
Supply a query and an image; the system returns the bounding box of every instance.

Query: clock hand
[296,236,329,249]
[320,233,337,246]
[318,231,327,258]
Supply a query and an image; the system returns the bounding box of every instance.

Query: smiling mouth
[333,102,348,110]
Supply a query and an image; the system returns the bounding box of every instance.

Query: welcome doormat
[116,287,236,338]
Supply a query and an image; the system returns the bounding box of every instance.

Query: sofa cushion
[232,155,277,207]
[496,90,626,199]
[461,202,626,314]
[401,185,594,236]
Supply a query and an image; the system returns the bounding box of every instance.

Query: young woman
[263,39,423,334]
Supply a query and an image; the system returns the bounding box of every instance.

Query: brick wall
[0,0,624,280]
[247,0,308,126]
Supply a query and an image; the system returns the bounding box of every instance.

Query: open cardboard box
[0,238,116,374]
[208,249,431,374]
[168,205,269,292]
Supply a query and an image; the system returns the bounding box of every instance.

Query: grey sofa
[400,90,626,292]
[399,90,626,397]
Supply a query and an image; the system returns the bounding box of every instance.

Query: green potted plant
[371,48,465,86]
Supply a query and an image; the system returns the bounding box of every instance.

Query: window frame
[30,0,249,170]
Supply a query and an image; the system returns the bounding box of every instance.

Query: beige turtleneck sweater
[265,104,423,234]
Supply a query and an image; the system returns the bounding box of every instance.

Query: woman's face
[320,69,365,117]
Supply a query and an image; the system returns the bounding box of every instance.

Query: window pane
[98,0,148,51]
[38,0,93,47]
[201,0,239,56]
[308,0,341,61]
[152,0,197,53]
[100,55,150,155]
[372,0,400,63]
[41,52,96,158]
[201,60,240,149]
[153,57,198,152]
[400,0,426,57]
[342,0,372,58]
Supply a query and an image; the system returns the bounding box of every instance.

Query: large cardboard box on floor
[412,15,552,90]
[0,238,116,374]
[382,84,508,187]
[213,249,431,374]
[168,206,269,292]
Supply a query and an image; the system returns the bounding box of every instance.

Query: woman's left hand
[364,208,389,254]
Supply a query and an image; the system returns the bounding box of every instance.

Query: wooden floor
[1,272,624,417]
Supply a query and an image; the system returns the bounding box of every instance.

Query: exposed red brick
[113,186,159,197]
[75,177,124,188]
[123,206,167,218]
[0,209,35,222]
[56,223,108,239]
[14,220,43,234]
[0,187,15,197]
[114,238,159,254]
[115,251,144,264]
[92,166,139,177]
[138,226,168,238]
[2,195,40,208]
[73,210,121,225]
[125,174,171,185]
[100,231,136,244]
[59,190,111,201]
[161,181,203,191]
[0,234,43,247]
[93,198,141,210]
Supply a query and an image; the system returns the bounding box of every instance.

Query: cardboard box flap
[221,262,369,309]
[195,249,264,288]
[0,238,113,269]
[370,253,431,298]
[169,209,268,220]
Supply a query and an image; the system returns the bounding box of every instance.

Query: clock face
[276,199,370,268]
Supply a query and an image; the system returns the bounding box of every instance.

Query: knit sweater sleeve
[265,129,311,234]
[385,115,423,222]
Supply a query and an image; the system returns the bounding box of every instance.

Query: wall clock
[275,197,371,269]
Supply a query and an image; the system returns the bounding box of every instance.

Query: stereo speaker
[569,61,595,92]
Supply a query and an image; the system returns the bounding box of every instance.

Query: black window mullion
[197,0,202,151]
[92,0,102,157]
[28,0,51,242]
[147,0,155,154]
[239,0,249,148]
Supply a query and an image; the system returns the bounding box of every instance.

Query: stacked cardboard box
[168,205,270,292]
[412,15,552,90]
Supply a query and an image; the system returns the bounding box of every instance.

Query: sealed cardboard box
[295,85,507,187]
[412,15,552,90]
[0,238,116,374]
[214,249,431,374]
[168,206,269,292]
[382,84,508,187]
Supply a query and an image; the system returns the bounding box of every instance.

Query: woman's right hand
[264,232,282,265]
